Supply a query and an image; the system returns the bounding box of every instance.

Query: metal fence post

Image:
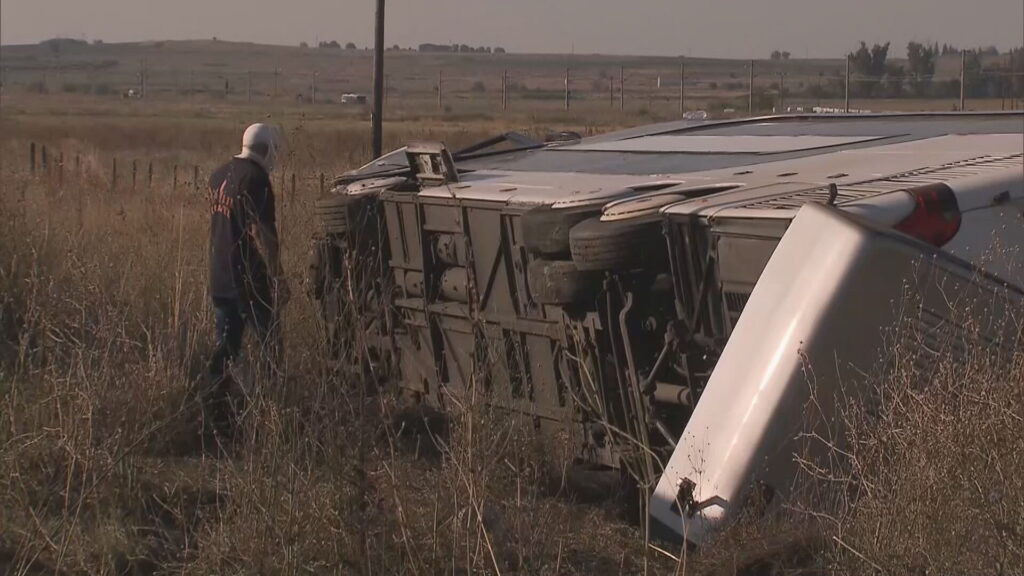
[147,160,153,189]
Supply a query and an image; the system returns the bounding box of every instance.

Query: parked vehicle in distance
[309,112,1023,541]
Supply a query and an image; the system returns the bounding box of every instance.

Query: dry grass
[0,114,669,575]
[2,106,1022,575]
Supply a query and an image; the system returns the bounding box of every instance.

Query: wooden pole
[173,165,178,189]
[41,146,48,173]
[844,55,851,113]
[960,50,967,111]
[564,67,570,110]
[679,60,686,117]
[749,60,755,116]
[111,158,117,192]
[193,165,199,192]
[778,72,785,113]
[619,66,624,110]
[319,172,325,195]
[147,160,153,189]
[132,160,137,191]
[502,69,508,111]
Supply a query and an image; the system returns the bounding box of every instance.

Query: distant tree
[471,80,486,92]
[300,41,309,48]
[419,43,452,53]
[319,40,341,49]
[494,46,506,54]
[884,63,905,97]
[92,39,103,45]
[391,44,401,51]
[906,41,937,97]
[771,50,782,60]
[782,51,791,60]
[345,42,357,50]
[848,41,890,97]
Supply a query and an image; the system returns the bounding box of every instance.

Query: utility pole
[437,70,443,111]
[139,58,146,99]
[778,71,785,112]
[1011,51,1017,111]
[679,60,686,117]
[563,67,572,110]
[748,60,754,116]
[619,66,625,110]
[372,0,385,159]
[960,50,967,111]
[501,69,508,111]
[844,55,851,113]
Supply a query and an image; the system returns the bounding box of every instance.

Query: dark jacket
[207,158,276,300]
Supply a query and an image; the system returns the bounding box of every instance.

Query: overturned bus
[309,112,1024,543]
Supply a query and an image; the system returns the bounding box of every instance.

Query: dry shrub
[821,280,1024,574]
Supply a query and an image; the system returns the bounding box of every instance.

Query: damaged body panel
[649,204,1024,545]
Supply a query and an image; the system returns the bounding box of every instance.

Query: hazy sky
[2,0,1022,58]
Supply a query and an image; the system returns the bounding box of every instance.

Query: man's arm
[246,173,289,303]
[254,216,283,279]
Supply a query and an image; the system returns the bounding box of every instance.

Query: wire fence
[4,54,1023,115]
[19,141,331,204]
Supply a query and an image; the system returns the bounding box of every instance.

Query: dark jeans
[204,292,279,439]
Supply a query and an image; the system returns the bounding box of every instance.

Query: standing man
[205,123,288,440]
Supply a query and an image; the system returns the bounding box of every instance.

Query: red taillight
[893,183,962,247]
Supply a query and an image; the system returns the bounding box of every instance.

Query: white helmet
[235,123,282,173]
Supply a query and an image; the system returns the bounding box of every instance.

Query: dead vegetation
[1,112,1022,574]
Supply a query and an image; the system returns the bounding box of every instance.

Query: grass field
[2,41,1023,575]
